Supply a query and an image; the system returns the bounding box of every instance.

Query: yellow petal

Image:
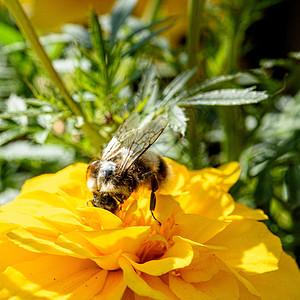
[175,236,226,252]
[0,239,40,272]
[56,231,101,257]
[93,270,127,300]
[20,163,88,198]
[175,214,229,244]
[79,226,151,255]
[193,270,239,300]
[162,158,190,195]
[190,162,240,189]
[124,236,193,276]
[169,274,212,300]
[7,228,79,257]
[57,232,123,270]
[179,183,235,218]
[119,256,168,300]
[77,207,122,230]
[223,202,268,221]
[0,210,58,235]
[155,194,183,224]
[208,220,282,273]
[180,251,219,283]
[217,259,260,298]
[34,206,91,232]
[189,162,240,192]
[236,282,260,300]
[66,269,108,300]
[1,255,100,299]
[92,251,123,270]
[4,190,83,215]
[243,252,300,300]
[217,162,241,191]
[141,273,179,300]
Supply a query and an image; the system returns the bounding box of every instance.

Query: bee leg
[150,176,161,225]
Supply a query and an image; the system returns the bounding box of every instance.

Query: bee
[86,113,170,223]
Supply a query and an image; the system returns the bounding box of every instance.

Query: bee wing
[119,117,169,172]
[101,112,141,161]
[101,114,168,172]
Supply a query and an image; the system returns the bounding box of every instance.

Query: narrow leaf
[121,24,171,57]
[111,0,138,38]
[90,11,107,66]
[162,69,196,102]
[124,17,171,41]
[180,88,268,106]
[188,74,240,93]
[0,128,29,146]
[0,109,60,119]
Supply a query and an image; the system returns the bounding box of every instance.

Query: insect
[86,113,170,223]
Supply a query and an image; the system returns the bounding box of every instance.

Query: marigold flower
[0,159,299,299]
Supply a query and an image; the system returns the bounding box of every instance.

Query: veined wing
[119,117,168,172]
[101,114,168,172]
[101,112,141,161]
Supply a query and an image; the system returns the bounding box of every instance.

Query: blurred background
[0,0,299,264]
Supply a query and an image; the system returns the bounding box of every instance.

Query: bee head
[92,192,119,214]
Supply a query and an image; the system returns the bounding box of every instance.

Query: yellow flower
[0,159,299,299]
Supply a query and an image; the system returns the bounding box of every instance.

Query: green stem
[142,0,163,22]
[218,5,248,162]
[4,0,105,152]
[90,11,111,97]
[149,0,163,22]
[186,0,205,168]
[4,0,80,116]
[187,0,204,72]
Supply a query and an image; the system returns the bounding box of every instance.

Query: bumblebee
[86,113,170,222]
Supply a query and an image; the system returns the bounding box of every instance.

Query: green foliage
[0,0,299,263]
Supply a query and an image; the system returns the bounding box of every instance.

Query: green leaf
[162,69,196,103]
[0,22,24,45]
[167,105,187,136]
[123,17,171,41]
[0,128,29,146]
[137,67,158,100]
[285,164,300,207]
[179,88,268,106]
[0,140,75,164]
[188,74,240,93]
[90,11,107,66]
[62,24,92,49]
[121,24,171,57]
[24,98,60,108]
[111,0,138,38]
[255,170,273,207]
[0,109,62,119]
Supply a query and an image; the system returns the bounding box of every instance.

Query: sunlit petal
[175,214,230,244]
[223,203,268,221]
[208,220,282,273]
[243,252,300,299]
[1,255,101,299]
[119,257,168,300]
